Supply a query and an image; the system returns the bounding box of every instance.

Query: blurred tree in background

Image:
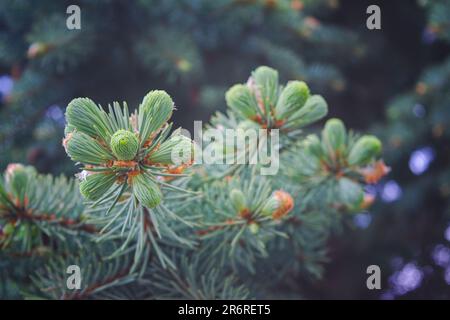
[0,0,358,174]
[306,0,450,299]
[0,0,449,299]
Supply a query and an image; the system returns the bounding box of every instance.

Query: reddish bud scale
[272,191,294,220]
[304,16,320,28]
[360,160,390,184]
[143,143,162,164]
[274,119,285,128]
[360,194,376,209]
[126,170,142,181]
[6,163,23,178]
[251,114,284,129]
[251,115,264,125]
[415,82,428,96]
[143,139,154,148]
[112,160,138,168]
[8,193,29,209]
[291,0,304,11]
[163,165,187,182]
[239,208,252,220]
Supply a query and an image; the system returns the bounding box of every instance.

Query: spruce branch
[2,65,388,299]
[63,90,197,269]
[0,164,95,256]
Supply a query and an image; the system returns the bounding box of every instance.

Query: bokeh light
[353,212,372,229]
[381,180,402,202]
[364,185,377,196]
[431,244,450,267]
[409,147,434,175]
[0,75,14,98]
[412,103,426,118]
[445,224,450,242]
[389,262,424,296]
[445,267,450,285]
[45,105,65,126]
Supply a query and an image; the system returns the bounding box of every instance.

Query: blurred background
[0,0,449,299]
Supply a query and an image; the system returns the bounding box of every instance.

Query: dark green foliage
[1,0,449,300]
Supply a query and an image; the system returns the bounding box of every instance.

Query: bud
[338,177,364,208]
[27,42,50,59]
[286,95,328,128]
[5,163,26,185]
[252,66,279,109]
[322,118,346,154]
[360,160,390,184]
[360,193,375,209]
[79,172,117,201]
[225,84,258,119]
[131,173,163,208]
[176,58,192,72]
[147,134,193,166]
[248,222,260,234]
[110,130,139,161]
[348,135,382,166]
[230,189,248,213]
[66,131,114,165]
[261,190,294,220]
[5,163,34,201]
[276,80,310,120]
[303,134,323,159]
[65,98,109,138]
[139,90,174,137]
[163,165,188,182]
[2,222,15,236]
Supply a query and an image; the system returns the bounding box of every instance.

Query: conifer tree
[2,0,448,300]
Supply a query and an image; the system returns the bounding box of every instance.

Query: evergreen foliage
[1,0,449,300]
[1,66,385,299]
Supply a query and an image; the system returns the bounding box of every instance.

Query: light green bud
[276,81,310,119]
[230,189,247,212]
[348,135,382,166]
[252,66,279,109]
[131,173,162,208]
[139,90,174,137]
[110,130,139,161]
[286,95,328,128]
[225,84,258,119]
[322,118,347,153]
[79,172,117,201]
